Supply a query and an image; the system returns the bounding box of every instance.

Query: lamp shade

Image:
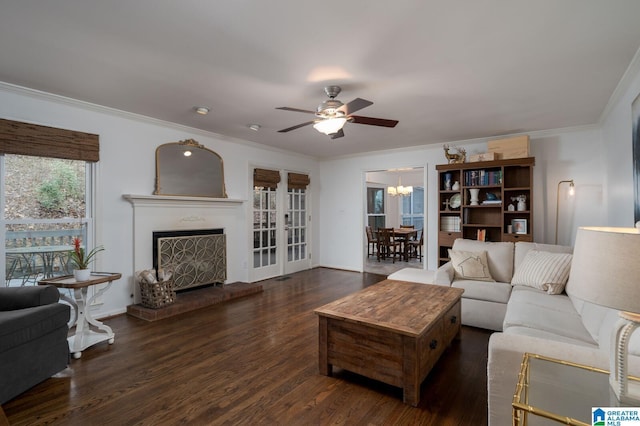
[565,227,640,313]
[313,117,347,135]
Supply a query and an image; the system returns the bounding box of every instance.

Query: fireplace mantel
[122,194,245,207]
[124,193,245,305]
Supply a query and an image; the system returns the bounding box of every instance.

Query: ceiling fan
[276,86,399,139]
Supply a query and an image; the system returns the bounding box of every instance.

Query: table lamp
[566,227,640,404]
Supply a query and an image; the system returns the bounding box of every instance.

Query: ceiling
[2,1,640,159]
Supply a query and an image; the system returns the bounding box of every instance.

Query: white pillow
[511,250,573,294]
[448,249,495,282]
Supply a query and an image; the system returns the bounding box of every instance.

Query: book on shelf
[477,229,486,242]
[464,169,502,186]
[481,200,502,205]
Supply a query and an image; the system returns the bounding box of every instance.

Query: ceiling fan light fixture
[313,117,347,135]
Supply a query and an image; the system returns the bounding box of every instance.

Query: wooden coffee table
[314,279,464,406]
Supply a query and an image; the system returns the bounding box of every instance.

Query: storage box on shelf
[436,157,534,265]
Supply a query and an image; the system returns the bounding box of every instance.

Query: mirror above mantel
[154,139,227,198]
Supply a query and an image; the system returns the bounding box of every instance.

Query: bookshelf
[436,157,535,265]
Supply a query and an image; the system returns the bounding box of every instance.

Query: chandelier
[388,176,413,197]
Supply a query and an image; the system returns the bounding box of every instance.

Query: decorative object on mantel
[154,139,227,198]
[443,144,466,164]
[136,268,176,309]
[68,236,104,282]
[566,227,640,404]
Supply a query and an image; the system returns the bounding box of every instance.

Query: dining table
[5,245,71,283]
[393,228,418,261]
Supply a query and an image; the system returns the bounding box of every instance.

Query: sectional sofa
[388,238,640,425]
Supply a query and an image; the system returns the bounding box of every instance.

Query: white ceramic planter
[73,269,91,281]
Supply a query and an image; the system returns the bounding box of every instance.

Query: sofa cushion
[511,250,573,294]
[503,286,595,345]
[452,279,512,304]
[502,326,598,348]
[452,239,514,283]
[387,268,436,284]
[514,241,572,270]
[449,249,494,282]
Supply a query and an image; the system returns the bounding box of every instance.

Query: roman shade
[288,172,310,190]
[253,168,281,190]
[0,119,99,162]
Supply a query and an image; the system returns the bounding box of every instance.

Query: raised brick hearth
[127,281,263,321]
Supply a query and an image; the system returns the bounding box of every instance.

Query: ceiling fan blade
[276,107,316,115]
[278,121,315,133]
[330,129,345,139]
[337,98,373,115]
[350,115,399,128]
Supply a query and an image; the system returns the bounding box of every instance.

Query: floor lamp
[555,179,575,245]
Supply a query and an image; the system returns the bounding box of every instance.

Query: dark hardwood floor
[2,268,492,425]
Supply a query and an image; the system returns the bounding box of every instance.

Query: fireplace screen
[156,233,226,290]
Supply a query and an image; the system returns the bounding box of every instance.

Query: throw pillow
[511,250,573,294]
[448,249,495,282]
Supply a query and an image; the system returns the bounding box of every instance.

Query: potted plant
[69,237,104,281]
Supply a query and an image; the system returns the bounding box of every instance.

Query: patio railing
[5,229,82,286]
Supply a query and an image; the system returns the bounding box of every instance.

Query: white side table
[39,273,121,359]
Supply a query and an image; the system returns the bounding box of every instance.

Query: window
[252,187,277,268]
[401,187,424,230]
[2,154,94,286]
[0,119,99,286]
[367,187,386,230]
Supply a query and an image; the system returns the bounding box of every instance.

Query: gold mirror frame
[154,139,227,198]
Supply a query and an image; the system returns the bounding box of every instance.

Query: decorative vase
[73,269,91,282]
[469,188,480,206]
[444,173,452,190]
[517,199,527,211]
[452,181,460,191]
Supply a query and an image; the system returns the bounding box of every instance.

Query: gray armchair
[0,285,70,404]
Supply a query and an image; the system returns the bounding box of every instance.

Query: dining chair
[399,224,416,242]
[408,228,424,261]
[365,226,377,258]
[377,227,401,263]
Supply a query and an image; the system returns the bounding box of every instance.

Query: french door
[251,170,310,282]
[284,187,308,275]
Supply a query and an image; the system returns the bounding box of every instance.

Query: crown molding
[0,81,318,160]
[599,45,640,124]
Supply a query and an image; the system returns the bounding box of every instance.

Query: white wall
[0,84,319,318]
[318,128,609,273]
[602,53,640,227]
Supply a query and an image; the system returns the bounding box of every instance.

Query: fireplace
[152,228,226,291]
